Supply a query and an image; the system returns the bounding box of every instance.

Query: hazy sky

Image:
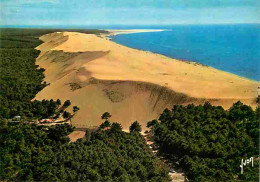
[1,0,259,27]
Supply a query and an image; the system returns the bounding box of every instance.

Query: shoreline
[104,30,259,83]
[36,31,259,98]
[105,29,169,36]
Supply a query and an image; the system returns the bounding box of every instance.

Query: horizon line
[0,23,259,29]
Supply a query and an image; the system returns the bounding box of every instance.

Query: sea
[109,24,260,81]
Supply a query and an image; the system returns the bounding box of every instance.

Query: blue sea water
[110,24,260,81]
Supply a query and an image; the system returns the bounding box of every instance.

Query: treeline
[0,28,108,48]
[0,29,85,119]
[0,48,47,118]
[0,120,170,181]
[147,101,259,181]
[0,29,45,119]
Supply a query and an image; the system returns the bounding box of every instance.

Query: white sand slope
[35,32,259,129]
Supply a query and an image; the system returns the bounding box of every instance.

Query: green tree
[63,100,71,107]
[85,130,91,142]
[99,120,111,129]
[147,119,158,128]
[73,106,80,113]
[111,122,122,132]
[62,111,71,119]
[101,112,111,121]
[56,99,61,106]
[0,117,8,131]
[129,121,142,133]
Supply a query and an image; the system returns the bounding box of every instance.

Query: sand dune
[35,31,259,129]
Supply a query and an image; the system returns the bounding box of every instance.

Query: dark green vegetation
[130,121,142,133]
[148,102,259,182]
[0,28,106,119]
[0,120,169,181]
[101,112,112,121]
[0,28,108,48]
[0,44,45,118]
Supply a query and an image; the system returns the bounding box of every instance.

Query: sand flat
[107,29,167,35]
[68,131,86,142]
[35,31,259,129]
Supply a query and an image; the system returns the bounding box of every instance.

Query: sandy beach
[34,31,259,130]
[107,29,167,35]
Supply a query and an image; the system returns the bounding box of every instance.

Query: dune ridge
[35,31,259,129]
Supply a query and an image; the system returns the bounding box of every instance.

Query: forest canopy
[0,121,170,181]
[148,102,259,182]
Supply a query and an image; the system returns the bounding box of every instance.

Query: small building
[13,116,21,121]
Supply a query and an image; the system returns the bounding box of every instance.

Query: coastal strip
[106,29,169,36]
[35,31,259,129]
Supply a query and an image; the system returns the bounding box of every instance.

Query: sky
[0,0,259,27]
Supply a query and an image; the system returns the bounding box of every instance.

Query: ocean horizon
[109,24,260,81]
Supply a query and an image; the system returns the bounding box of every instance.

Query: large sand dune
[35,31,259,129]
